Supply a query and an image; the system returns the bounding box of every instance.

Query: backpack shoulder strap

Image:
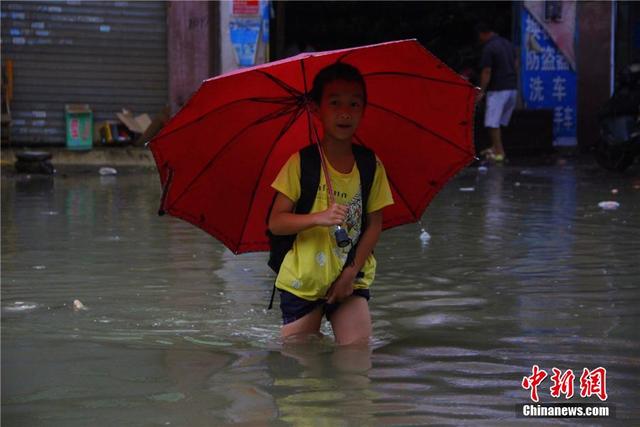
[344,144,377,268]
[297,144,321,214]
[352,144,376,209]
[266,145,320,309]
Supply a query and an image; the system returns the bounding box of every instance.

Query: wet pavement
[2,161,639,425]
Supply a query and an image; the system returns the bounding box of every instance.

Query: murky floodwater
[2,163,639,426]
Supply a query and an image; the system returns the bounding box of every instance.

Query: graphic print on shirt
[333,189,363,262]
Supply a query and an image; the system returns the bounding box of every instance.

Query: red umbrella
[149,39,477,254]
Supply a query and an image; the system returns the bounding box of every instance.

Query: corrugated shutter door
[1,1,167,146]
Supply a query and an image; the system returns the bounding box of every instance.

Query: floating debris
[598,201,620,210]
[73,299,87,311]
[3,301,39,313]
[420,228,431,244]
[99,167,117,176]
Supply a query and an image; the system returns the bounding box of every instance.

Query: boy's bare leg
[488,127,505,157]
[281,306,324,340]
[330,296,372,346]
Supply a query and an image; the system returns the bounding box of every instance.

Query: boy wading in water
[268,63,394,345]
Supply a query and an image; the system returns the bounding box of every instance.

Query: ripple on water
[399,313,478,328]
[442,376,522,390]
[391,297,487,309]
[147,392,185,402]
[183,336,233,347]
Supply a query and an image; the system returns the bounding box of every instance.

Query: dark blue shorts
[279,288,370,325]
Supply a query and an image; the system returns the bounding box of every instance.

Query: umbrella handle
[313,125,352,247]
[158,167,174,216]
[317,144,337,206]
[311,124,336,206]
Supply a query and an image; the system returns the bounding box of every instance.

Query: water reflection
[2,165,639,424]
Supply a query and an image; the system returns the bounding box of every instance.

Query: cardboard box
[137,105,170,146]
[116,110,152,135]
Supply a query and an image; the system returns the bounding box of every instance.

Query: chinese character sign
[233,0,260,15]
[521,9,577,146]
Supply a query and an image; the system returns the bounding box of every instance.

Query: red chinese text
[522,364,548,402]
[579,367,608,401]
[550,368,575,399]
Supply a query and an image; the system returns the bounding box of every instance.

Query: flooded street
[2,163,639,426]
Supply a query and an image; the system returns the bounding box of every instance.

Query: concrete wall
[167,1,268,115]
[576,1,613,151]
[167,1,219,115]
[220,1,236,75]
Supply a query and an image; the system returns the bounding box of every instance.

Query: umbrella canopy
[149,39,478,254]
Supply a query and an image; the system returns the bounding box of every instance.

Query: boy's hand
[325,269,356,304]
[315,203,348,227]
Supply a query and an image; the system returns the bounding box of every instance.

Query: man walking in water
[476,22,518,163]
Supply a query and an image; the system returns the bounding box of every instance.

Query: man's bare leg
[488,127,505,158]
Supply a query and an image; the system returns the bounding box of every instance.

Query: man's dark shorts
[279,289,370,325]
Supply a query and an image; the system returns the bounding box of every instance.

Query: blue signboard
[229,17,261,67]
[521,9,577,146]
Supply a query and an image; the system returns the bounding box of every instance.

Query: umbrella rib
[250,96,300,105]
[300,59,309,94]
[335,51,354,63]
[364,71,472,88]
[150,96,299,144]
[255,70,304,98]
[166,103,301,211]
[237,105,306,249]
[367,102,475,157]
[353,134,419,222]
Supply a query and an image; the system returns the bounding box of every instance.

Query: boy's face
[317,79,365,143]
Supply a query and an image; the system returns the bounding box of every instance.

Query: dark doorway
[271,1,513,78]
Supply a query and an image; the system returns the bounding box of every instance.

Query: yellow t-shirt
[271,151,394,300]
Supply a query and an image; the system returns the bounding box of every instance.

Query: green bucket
[65,104,93,150]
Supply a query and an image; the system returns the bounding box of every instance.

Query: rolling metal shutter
[1,1,167,146]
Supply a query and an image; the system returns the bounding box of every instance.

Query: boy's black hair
[309,62,367,105]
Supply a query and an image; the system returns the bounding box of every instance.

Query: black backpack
[265,144,377,308]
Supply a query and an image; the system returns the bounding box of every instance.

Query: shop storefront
[1,1,168,146]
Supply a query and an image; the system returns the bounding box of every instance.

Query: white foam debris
[73,299,87,311]
[598,201,620,210]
